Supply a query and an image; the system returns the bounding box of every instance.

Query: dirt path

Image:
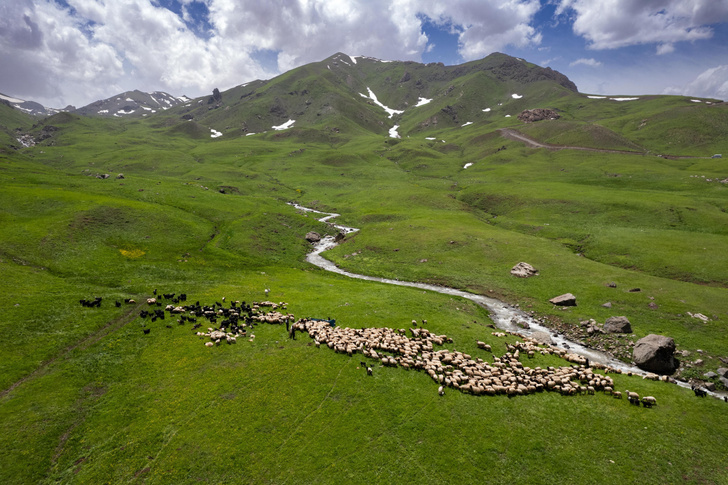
[498,128,709,159]
[0,300,146,399]
[498,128,647,155]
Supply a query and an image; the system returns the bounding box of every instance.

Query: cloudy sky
[2,0,728,108]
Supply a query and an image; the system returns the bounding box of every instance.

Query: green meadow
[2,54,728,483]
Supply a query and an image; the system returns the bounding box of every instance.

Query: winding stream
[291,203,724,398]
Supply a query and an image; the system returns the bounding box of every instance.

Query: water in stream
[290,203,724,398]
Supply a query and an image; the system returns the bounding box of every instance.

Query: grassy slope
[1,96,727,484]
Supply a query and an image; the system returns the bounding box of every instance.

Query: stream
[291,203,725,399]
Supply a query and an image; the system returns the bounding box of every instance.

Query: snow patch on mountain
[272,119,295,130]
[415,97,432,107]
[359,87,403,118]
[389,125,400,138]
[511,94,523,99]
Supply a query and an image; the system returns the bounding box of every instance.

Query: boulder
[601,302,612,308]
[305,231,321,243]
[549,293,577,306]
[530,331,553,345]
[717,367,728,378]
[510,262,539,278]
[603,316,632,334]
[704,371,718,379]
[517,108,560,123]
[633,334,679,374]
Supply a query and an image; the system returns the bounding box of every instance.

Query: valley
[1,52,728,484]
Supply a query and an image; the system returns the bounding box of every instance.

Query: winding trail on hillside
[498,128,708,159]
[0,300,145,399]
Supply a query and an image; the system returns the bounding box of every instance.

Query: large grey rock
[549,293,577,306]
[305,231,321,243]
[530,331,553,345]
[704,371,718,379]
[633,334,679,374]
[716,367,728,378]
[603,316,632,334]
[511,262,539,278]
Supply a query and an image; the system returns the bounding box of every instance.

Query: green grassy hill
[1,53,728,484]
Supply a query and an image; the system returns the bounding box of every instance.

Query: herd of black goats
[80,290,262,336]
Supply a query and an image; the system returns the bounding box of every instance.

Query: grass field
[1,92,728,483]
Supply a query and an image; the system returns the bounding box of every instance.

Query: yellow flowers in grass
[119,248,146,259]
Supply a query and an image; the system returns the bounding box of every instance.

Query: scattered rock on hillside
[517,108,560,123]
[704,371,718,379]
[603,316,632,333]
[602,302,612,308]
[305,231,321,243]
[717,367,728,378]
[510,262,539,278]
[633,334,679,374]
[549,293,576,306]
[688,312,710,322]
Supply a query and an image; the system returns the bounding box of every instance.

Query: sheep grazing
[438,385,444,396]
[626,390,640,405]
[143,328,150,335]
[205,342,214,348]
[641,396,656,408]
[367,367,373,376]
[612,391,622,399]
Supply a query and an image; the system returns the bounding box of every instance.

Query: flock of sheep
[81,293,659,405]
[291,318,658,407]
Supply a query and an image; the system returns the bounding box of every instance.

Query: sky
[1,0,728,108]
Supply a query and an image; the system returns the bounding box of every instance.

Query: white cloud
[664,65,728,100]
[0,0,549,108]
[417,0,543,60]
[656,43,675,55]
[556,0,728,50]
[569,57,602,67]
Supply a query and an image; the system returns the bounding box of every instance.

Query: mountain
[162,52,580,138]
[73,90,192,118]
[0,92,70,117]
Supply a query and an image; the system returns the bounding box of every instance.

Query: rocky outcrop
[549,293,576,306]
[517,108,560,123]
[305,231,321,243]
[510,262,538,278]
[633,334,679,374]
[603,316,632,334]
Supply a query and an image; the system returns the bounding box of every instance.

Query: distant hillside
[0,92,70,117]
[161,52,581,138]
[73,90,191,118]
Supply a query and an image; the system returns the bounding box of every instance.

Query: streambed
[291,203,724,398]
